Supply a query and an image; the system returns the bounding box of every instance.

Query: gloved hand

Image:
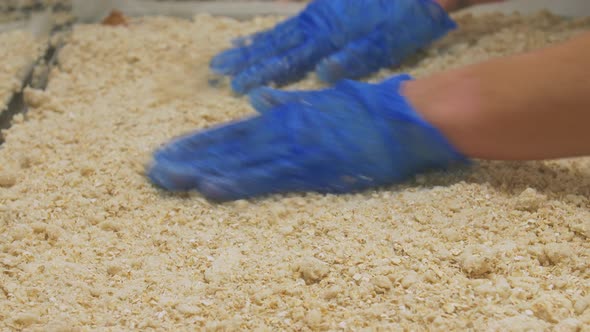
[210,0,456,94]
[147,74,469,201]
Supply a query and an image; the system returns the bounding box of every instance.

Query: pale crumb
[106,264,123,276]
[514,187,547,211]
[574,295,590,315]
[323,285,342,300]
[12,312,40,328]
[541,243,575,266]
[296,257,329,285]
[0,29,46,110]
[176,303,201,317]
[459,245,496,278]
[371,275,393,293]
[401,271,420,289]
[305,309,322,329]
[10,224,32,241]
[23,87,51,108]
[488,314,550,331]
[554,318,582,332]
[0,171,18,187]
[99,220,121,232]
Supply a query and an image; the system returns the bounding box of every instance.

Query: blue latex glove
[147,74,468,201]
[210,0,456,94]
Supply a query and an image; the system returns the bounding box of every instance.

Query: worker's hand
[147,74,468,201]
[210,0,456,94]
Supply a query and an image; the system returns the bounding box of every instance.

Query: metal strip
[72,0,306,22]
[457,0,590,18]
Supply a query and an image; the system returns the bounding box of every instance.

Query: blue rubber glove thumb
[147,74,468,201]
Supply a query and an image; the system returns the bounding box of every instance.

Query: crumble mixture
[0,10,589,331]
[0,29,45,112]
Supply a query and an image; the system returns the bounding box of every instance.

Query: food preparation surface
[0,11,589,331]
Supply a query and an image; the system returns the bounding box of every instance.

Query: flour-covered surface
[0,29,44,112]
[0,12,589,331]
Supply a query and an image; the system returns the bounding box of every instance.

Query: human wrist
[401,70,483,159]
[436,0,506,12]
[435,0,467,12]
[366,75,469,166]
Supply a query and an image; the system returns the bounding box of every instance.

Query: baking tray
[1,0,589,143]
[72,1,305,22]
[456,0,590,18]
[71,0,590,22]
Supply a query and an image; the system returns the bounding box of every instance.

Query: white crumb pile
[0,11,589,331]
[0,29,45,112]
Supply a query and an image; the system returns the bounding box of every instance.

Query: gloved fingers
[248,87,299,113]
[316,0,456,83]
[230,37,334,94]
[149,111,295,193]
[211,0,455,92]
[209,18,306,77]
[148,104,325,198]
[248,86,335,113]
[148,122,263,192]
[190,103,336,172]
[247,83,369,121]
[188,129,356,201]
[152,115,263,164]
[195,137,392,202]
[315,27,400,83]
[192,160,306,201]
[147,159,203,192]
[148,155,292,198]
[194,156,365,202]
[149,138,297,199]
[315,25,439,83]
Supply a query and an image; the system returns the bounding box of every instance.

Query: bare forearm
[436,0,505,12]
[404,31,590,161]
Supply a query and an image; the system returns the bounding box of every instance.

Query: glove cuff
[383,74,469,166]
[342,75,470,174]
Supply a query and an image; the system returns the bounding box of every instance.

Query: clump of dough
[459,245,497,278]
[295,257,329,285]
[305,309,323,329]
[513,187,546,211]
[533,243,575,266]
[488,315,549,331]
[0,171,18,187]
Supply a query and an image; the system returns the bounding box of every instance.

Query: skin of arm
[436,0,506,12]
[403,30,590,161]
